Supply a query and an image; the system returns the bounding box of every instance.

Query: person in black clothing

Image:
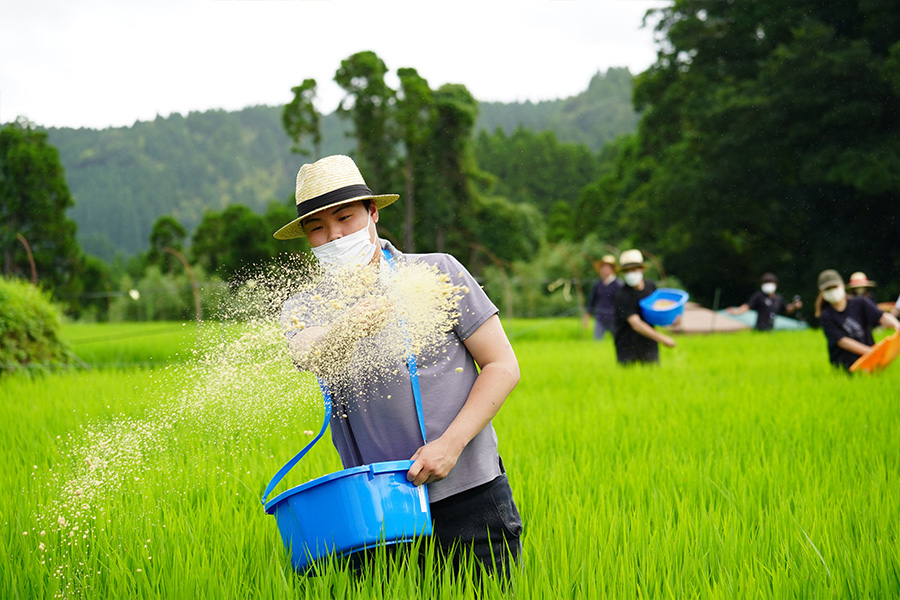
[727,273,802,331]
[583,254,623,340]
[815,269,900,371]
[612,249,676,365]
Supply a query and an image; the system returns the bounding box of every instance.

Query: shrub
[0,277,71,372]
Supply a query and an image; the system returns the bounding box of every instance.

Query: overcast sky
[1,0,668,130]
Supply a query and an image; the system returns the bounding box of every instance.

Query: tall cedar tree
[0,119,83,302]
[334,51,397,197]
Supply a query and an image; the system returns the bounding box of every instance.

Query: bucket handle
[261,248,427,506]
[261,379,332,505]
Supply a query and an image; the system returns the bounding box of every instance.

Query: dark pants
[430,473,523,579]
[347,473,523,582]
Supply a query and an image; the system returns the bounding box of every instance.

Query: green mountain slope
[40,68,636,260]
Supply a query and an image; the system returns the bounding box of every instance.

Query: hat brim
[619,262,647,270]
[849,281,876,288]
[273,193,399,240]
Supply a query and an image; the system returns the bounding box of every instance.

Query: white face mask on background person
[623,271,644,287]
[310,217,378,267]
[761,282,777,295]
[822,286,845,304]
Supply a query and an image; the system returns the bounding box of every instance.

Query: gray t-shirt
[281,240,502,502]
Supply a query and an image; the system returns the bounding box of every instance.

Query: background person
[612,249,676,365]
[847,271,877,300]
[273,155,522,578]
[583,254,622,340]
[727,272,802,331]
[814,269,900,372]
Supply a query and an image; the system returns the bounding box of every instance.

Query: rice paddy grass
[2,320,897,598]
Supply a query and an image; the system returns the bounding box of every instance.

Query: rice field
[2,320,898,599]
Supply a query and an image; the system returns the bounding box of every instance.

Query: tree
[334,51,397,195]
[420,84,480,255]
[396,67,436,252]
[282,79,322,157]
[147,215,188,272]
[0,118,83,306]
[602,0,900,304]
[191,205,277,283]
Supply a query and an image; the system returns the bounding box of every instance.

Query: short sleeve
[860,296,884,327]
[819,310,845,345]
[435,254,499,341]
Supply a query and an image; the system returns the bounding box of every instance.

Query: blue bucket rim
[639,287,688,309]
[264,459,415,514]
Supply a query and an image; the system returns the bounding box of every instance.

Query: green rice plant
[2,323,897,598]
[61,322,200,368]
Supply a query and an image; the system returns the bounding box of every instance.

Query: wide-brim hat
[817,269,843,291]
[273,155,399,240]
[848,271,876,288]
[599,254,617,267]
[618,249,647,270]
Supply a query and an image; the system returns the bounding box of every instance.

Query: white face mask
[761,282,777,295]
[311,217,378,267]
[822,286,845,304]
[623,271,643,287]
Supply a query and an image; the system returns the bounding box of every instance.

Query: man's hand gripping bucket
[262,248,433,572]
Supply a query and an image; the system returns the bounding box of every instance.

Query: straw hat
[599,254,617,266]
[273,155,399,240]
[848,271,876,288]
[619,249,646,270]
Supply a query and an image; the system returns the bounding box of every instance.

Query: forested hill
[44,68,638,260]
[476,67,637,151]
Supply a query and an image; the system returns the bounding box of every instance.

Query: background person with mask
[273,155,522,579]
[814,269,900,372]
[612,249,676,365]
[847,271,877,300]
[727,272,802,331]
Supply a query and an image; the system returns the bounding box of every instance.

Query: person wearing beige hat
[612,249,676,365]
[847,271,876,300]
[814,269,900,371]
[583,254,623,340]
[275,155,522,576]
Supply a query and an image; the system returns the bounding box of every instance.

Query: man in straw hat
[612,249,676,365]
[274,155,522,577]
[583,254,623,340]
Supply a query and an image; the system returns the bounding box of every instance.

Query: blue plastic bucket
[264,459,432,571]
[639,288,689,326]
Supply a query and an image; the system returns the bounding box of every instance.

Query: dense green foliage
[581,0,900,305]
[46,108,353,261]
[3,323,898,597]
[474,128,603,215]
[0,277,71,371]
[0,120,86,301]
[34,69,635,264]
[475,67,639,152]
